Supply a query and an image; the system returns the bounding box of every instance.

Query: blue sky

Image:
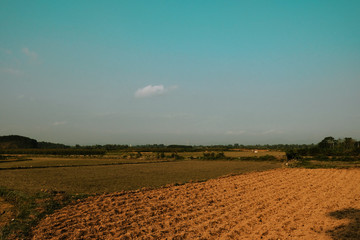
[1,0,359,145]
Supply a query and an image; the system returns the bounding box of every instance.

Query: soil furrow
[32,168,360,240]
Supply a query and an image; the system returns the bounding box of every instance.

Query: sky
[1,0,360,145]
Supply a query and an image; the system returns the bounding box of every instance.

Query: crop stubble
[32,168,360,239]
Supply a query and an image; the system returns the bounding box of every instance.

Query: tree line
[286,137,360,160]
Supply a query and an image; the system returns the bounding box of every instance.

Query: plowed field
[32,168,360,239]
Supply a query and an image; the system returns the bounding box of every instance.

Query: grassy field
[0,150,285,195]
[0,159,282,194]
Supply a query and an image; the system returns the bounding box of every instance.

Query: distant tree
[318,136,335,149]
[344,137,356,149]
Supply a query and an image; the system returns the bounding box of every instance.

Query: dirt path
[32,168,360,239]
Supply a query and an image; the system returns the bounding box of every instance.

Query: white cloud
[22,47,38,60]
[135,85,177,98]
[53,121,67,126]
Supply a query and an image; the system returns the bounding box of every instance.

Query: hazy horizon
[1,1,359,146]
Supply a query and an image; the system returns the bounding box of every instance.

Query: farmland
[1,148,359,239]
[33,168,360,239]
[0,151,283,194]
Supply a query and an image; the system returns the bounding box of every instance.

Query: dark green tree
[318,136,335,149]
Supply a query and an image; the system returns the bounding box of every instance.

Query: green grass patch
[0,160,282,195]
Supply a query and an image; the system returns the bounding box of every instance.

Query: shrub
[170,153,184,160]
[286,150,302,160]
[258,155,277,161]
[202,152,226,160]
[157,152,166,159]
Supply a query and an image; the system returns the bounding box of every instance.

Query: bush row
[0,148,106,156]
[198,153,278,161]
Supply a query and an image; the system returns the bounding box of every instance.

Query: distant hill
[0,135,38,149]
[0,135,69,149]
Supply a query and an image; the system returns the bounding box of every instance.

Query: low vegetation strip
[0,159,177,171]
[0,149,106,156]
[32,168,360,239]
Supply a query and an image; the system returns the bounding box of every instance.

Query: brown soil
[32,168,360,239]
